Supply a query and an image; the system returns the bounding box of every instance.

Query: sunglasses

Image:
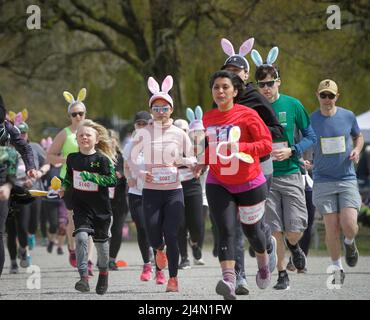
[319,92,336,100]
[70,112,85,118]
[151,105,171,113]
[257,79,279,88]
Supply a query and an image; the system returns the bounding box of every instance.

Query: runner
[128,75,197,292]
[201,70,273,300]
[60,119,117,294]
[47,89,95,275]
[251,46,317,290]
[219,37,282,294]
[311,79,364,284]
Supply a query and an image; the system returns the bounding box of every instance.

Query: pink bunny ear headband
[147,75,174,107]
[221,38,254,72]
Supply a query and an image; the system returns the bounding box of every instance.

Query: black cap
[0,95,5,123]
[134,111,152,123]
[221,55,249,71]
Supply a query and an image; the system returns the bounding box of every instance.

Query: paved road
[0,242,369,300]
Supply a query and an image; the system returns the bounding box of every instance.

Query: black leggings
[0,200,8,277]
[40,200,59,236]
[142,188,184,278]
[178,193,204,259]
[24,198,41,235]
[206,183,267,262]
[299,190,315,256]
[109,197,128,259]
[129,193,151,264]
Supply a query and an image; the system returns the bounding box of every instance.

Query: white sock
[332,259,343,270]
[344,238,354,245]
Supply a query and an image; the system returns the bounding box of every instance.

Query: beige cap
[318,79,338,95]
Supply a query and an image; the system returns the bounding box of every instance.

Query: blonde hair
[78,119,116,163]
[107,129,121,156]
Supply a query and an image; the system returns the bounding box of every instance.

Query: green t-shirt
[60,127,79,179]
[272,94,310,177]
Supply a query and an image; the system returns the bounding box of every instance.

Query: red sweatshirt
[203,103,272,185]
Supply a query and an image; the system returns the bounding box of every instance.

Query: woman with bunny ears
[251,46,316,290]
[47,88,95,275]
[219,37,283,295]
[200,70,273,300]
[128,75,197,293]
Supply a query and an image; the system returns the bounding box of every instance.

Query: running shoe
[155,270,166,285]
[47,241,54,254]
[331,269,345,285]
[286,256,296,272]
[256,265,271,289]
[75,277,90,292]
[297,267,307,274]
[215,280,236,300]
[28,234,36,250]
[88,260,94,276]
[155,248,168,270]
[178,258,191,270]
[190,242,202,260]
[96,272,108,295]
[286,241,306,271]
[109,260,118,271]
[68,248,77,268]
[268,236,277,273]
[273,271,290,290]
[344,240,359,267]
[166,277,178,292]
[140,263,153,281]
[235,276,249,295]
[248,246,256,258]
[193,258,206,266]
[9,261,19,274]
[57,247,64,255]
[19,249,31,268]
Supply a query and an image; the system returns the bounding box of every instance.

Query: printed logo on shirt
[206,125,233,145]
[90,161,100,168]
[73,170,98,192]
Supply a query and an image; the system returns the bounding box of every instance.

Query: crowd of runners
[0,36,366,299]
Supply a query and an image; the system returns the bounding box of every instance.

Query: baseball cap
[222,55,249,71]
[17,122,29,133]
[134,111,152,123]
[317,79,338,95]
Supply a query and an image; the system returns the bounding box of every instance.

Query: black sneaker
[57,247,64,255]
[286,241,306,271]
[178,258,191,270]
[286,256,297,272]
[248,246,256,258]
[191,244,202,260]
[331,269,345,285]
[273,271,290,290]
[96,273,108,295]
[47,241,54,254]
[75,277,90,292]
[344,240,359,267]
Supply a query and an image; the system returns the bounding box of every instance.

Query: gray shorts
[265,172,308,233]
[312,180,361,215]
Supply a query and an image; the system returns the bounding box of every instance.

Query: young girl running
[60,119,117,295]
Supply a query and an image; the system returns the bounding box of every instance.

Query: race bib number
[320,136,345,155]
[178,168,194,182]
[152,167,178,184]
[272,141,288,161]
[108,187,115,199]
[238,201,265,225]
[73,170,98,192]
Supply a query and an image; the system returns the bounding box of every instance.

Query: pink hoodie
[128,119,196,190]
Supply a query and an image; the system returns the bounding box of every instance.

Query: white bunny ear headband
[186,105,204,132]
[148,75,174,107]
[221,38,254,71]
[251,46,279,76]
[63,88,87,113]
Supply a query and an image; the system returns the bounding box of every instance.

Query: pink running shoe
[155,249,168,270]
[256,265,271,289]
[140,263,153,282]
[155,270,166,285]
[68,248,77,268]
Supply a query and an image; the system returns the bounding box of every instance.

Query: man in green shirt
[252,47,317,290]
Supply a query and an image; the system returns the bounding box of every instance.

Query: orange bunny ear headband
[63,88,87,113]
[7,109,28,126]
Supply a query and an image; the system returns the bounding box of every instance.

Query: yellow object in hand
[51,176,61,190]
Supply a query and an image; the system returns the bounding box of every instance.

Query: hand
[59,188,65,198]
[27,169,37,178]
[0,183,12,201]
[303,160,313,170]
[349,148,360,164]
[144,171,154,183]
[23,178,34,189]
[272,148,292,161]
[34,170,43,180]
[127,178,136,188]
[116,171,123,179]
[192,164,205,179]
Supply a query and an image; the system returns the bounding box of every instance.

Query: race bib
[178,168,194,182]
[272,141,288,161]
[320,136,345,155]
[108,187,115,199]
[238,201,265,225]
[152,167,178,184]
[73,170,98,192]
